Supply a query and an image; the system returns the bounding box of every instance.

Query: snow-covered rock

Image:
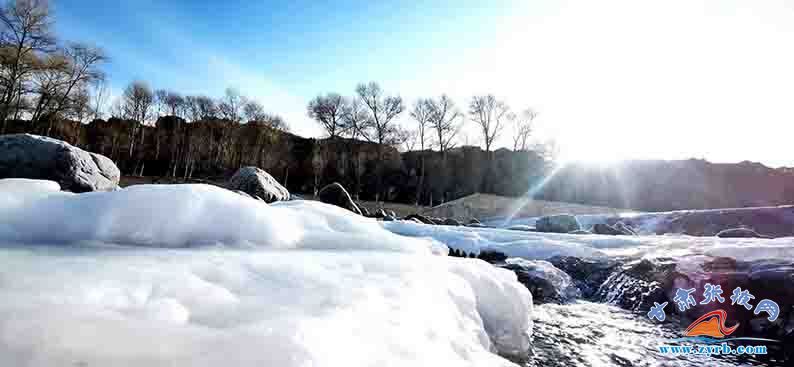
[318,182,362,215]
[535,214,580,233]
[0,179,533,367]
[0,134,119,192]
[227,166,290,203]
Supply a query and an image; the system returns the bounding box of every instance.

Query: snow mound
[0,180,532,367]
[0,181,435,252]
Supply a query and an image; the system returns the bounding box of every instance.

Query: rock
[508,225,536,232]
[227,166,290,203]
[382,215,396,222]
[318,182,362,215]
[592,223,624,235]
[358,204,370,217]
[466,223,487,228]
[548,256,619,298]
[500,258,581,304]
[716,227,769,238]
[389,210,397,218]
[375,209,388,218]
[0,134,119,192]
[441,218,461,226]
[535,214,581,233]
[568,230,592,235]
[477,250,508,264]
[405,214,436,224]
[468,218,482,225]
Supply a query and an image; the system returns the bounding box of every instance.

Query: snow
[0,180,532,367]
[383,220,794,264]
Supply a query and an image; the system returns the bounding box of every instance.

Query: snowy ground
[0,180,531,367]
[2,179,792,366]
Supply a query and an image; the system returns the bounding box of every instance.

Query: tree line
[307,85,541,202]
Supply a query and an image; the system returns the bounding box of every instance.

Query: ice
[0,180,532,367]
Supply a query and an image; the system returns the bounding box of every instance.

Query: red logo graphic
[685,309,739,338]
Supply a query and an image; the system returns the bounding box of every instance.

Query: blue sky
[53,0,523,135]
[52,0,794,167]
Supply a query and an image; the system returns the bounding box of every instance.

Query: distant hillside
[538,160,794,211]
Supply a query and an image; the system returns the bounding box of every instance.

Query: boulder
[441,218,461,226]
[535,214,581,233]
[0,134,119,192]
[716,227,769,239]
[227,166,290,203]
[318,182,362,215]
[500,258,581,304]
[592,223,624,235]
[357,204,370,217]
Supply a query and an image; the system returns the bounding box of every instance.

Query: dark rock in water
[441,218,461,226]
[382,215,396,221]
[536,214,581,233]
[389,210,397,218]
[508,225,536,232]
[568,230,592,235]
[477,250,508,264]
[0,134,120,192]
[592,223,624,235]
[318,182,362,215]
[548,256,619,298]
[405,214,435,224]
[500,258,581,304]
[594,258,680,312]
[227,166,290,203]
[716,227,769,238]
[370,209,388,219]
[468,218,482,225]
[357,204,370,217]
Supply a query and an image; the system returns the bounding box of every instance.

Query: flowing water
[526,301,787,367]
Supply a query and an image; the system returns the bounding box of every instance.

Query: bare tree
[469,94,509,152]
[511,108,536,151]
[243,99,267,123]
[0,0,56,129]
[156,90,184,117]
[355,82,404,146]
[194,95,216,120]
[307,93,346,138]
[355,81,404,201]
[121,80,153,123]
[48,43,107,120]
[90,78,108,120]
[340,97,369,199]
[409,98,432,150]
[427,94,462,154]
[121,80,153,175]
[340,97,368,139]
[217,87,244,122]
